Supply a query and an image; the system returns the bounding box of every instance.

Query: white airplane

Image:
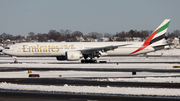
[3,19,170,63]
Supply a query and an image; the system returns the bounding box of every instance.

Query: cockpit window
[5,47,10,49]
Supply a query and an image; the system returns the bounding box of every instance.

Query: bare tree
[48,30,62,41]
[104,33,112,38]
[88,32,102,39]
[36,33,44,42]
[28,32,35,40]
[71,31,83,41]
[115,31,126,41]
[173,30,180,37]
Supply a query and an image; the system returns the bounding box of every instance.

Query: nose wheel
[14,59,18,63]
[13,56,18,63]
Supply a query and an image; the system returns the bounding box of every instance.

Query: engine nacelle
[66,51,82,61]
[56,51,82,61]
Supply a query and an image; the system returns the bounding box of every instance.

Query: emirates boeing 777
[3,19,171,63]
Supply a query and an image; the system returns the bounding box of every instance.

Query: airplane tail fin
[130,19,170,54]
[146,19,170,46]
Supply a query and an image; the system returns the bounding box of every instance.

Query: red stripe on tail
[130,29,159,54]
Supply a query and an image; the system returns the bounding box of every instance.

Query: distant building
[111,37,118,41]
[124,37,132,42]
[124,37,142,42]
[133,37,142,42]
[99,37,109,42]
[172,37,179,46]
[85,37,98,42]
[76,36,84,42]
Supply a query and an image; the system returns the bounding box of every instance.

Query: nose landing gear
[13,56,18,63]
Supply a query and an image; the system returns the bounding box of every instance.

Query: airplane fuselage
[3,42,155,57]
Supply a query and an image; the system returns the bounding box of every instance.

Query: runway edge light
[173,66,180,68]
[28,70,32,74]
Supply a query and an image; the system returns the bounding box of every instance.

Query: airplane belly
[107,48,135,56]
[106,47,154,56]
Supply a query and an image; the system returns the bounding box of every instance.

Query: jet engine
[56,51,82,61]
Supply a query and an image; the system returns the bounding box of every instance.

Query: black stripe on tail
[149,34,165,45]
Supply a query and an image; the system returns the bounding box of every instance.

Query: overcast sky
[0,0,179,36]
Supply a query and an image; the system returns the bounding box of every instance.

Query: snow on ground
[97,77,180,83]
[0,71,178,78]
[0,56,180,83]
[0,63,176,69]
[1,54,180,69]
[0,71,180,83]
[147,48,180,56]
[1,54,180,96]
[0,82,180,97]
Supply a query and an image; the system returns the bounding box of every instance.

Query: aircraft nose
[2,49,7,55]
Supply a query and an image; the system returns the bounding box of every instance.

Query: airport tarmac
[1,56,180,63]
[1,91,180,101]
[1,67,180,73]
[0,91,179,101]
[1,78,180,88]
[1,56,180,100]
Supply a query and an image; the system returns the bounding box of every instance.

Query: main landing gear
[81,59,97,63]
[81,53,99,63]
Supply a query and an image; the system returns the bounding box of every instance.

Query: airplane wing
[81,44,131,55]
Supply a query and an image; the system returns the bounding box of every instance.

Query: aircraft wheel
[85,60,89,63]
[82,59,97,63]
[81,60,85,63]
[84,60,90,63]
[93,60,97,63]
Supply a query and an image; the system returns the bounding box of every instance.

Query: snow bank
[0,82,180,97]
[97,77,180,83]
[0,63,178,69]
[148,48,180,56]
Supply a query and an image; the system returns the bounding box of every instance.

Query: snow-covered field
[0,56,180,83]
[147,48,180,56]
[1,49,180,97]
[0,63,179,69]
[1,56,180,62]
[0,82,180,97]
[0,70,179,79]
